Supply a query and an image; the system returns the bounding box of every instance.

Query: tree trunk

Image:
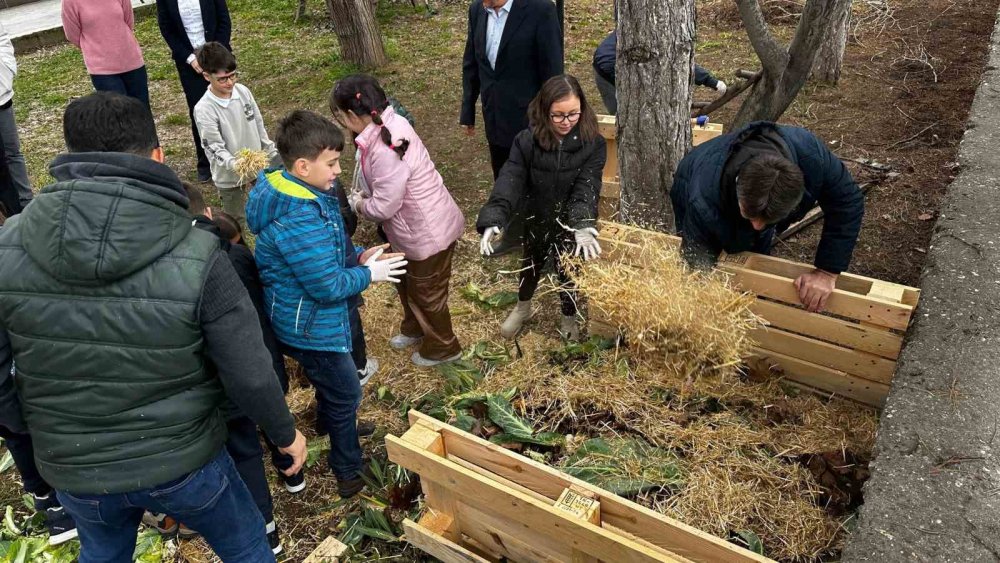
[811,0,852,84]
[616,0,695,232]
[732,0,844,127]
[325,0,387,67]
[294,0,307,22]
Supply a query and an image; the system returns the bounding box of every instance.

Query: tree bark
[732,0,844,127]
[616,0,695,232]
[325,0,387,68]
[811,0,852,84]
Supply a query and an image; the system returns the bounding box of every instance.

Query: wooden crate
[387,410,773,563]
[590,221,920,407]
[597,115,722,222]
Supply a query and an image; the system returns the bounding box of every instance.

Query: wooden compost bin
[591,221,920,407]
[386,410,773,563]
[598,114,723,222]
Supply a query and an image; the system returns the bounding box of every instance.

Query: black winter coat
[477,126,606,243]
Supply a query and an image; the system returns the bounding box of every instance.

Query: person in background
[671,121,864,313]
[332,74,465,367]
[194,42,280,228]
[0,23,32,211]
[61,0,151,108]
[0,92,306,562]
[158,0,232,182]
[592,31,727,115]
[478,75,605,340]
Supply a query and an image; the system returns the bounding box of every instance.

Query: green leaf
[562,438,684,496]
[4,506,21,536]
[132,528,163,562]
[459,282,519,311]
[735,530,765,555]
[0,452,13,474]
[486,395,535,439]
[377,385,395,403]
[436,360,483,394]
[489,432,565,447]
[306,436,331,469]
[451,414,478,432]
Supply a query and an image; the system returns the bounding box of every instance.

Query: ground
[1,0,998,561]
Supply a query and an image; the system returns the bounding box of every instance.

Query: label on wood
[556,487,601,524]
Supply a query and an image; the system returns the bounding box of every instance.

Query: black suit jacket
[461,0,563,148]
[157,0,233,64]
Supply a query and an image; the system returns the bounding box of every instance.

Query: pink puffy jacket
[355,106,465,261]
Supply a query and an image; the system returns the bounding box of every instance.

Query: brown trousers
[396,242,462,360]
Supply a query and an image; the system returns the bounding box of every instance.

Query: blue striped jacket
[246,169,371,352]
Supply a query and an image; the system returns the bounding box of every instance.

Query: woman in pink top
[331,74,465,367]
[62,0,150,108]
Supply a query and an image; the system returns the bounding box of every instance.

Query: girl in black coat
[477,75,607,340]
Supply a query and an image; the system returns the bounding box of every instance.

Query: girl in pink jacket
[331,74,465,367]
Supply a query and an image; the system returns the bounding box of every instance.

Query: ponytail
[331,74,410,160]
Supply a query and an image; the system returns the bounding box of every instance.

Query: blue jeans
[90,66,150,109]
[57,449,273,563]
[283,347,362,480]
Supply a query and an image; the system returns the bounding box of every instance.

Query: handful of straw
[235,149,269,184]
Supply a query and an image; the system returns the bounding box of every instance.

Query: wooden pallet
[590,221,920,407]
[387,410,773,563]
[597,115,723,222]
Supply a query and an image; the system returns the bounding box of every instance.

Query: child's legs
[518,239,548,302]
[0,426,49,496]
[348,298,368,371]
[218,186,248,228]
[225,417,275,524]
[89,74,128,97]
[405,244,462,360]
[395,275,424,340]
[263,433,294,476]
[120,66,151,110]
[284,348,362,481]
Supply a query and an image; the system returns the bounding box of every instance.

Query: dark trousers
[0,426,49,496]
[519,234,578,317]
[174,60,211,176]
[488,143,511,180]
[90,66,150,109]
[282,347,362,481]
[348,298,367,371]
[396,243,461,360]
[225,417,275,524]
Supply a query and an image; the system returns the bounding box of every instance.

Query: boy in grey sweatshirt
[193,42,279,226]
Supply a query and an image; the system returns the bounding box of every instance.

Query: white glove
[715,80,727,96]
[347,190,364,214]
[364,248,408,283]
[573,227,602,261]
[480,226,502,256]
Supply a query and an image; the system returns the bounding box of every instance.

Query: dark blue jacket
[670,122,863,274]
[592,31,718,89]
[461,0,564,148]
[157,0,232,65]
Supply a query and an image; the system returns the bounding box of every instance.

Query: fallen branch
[777,182,873,241]
[692,70,762,118]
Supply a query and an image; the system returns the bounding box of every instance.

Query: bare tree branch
[737,0,789,74]
[786,0,841,80]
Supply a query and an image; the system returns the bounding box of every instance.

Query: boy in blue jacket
[246,110,407,498]
[671,121,864,313]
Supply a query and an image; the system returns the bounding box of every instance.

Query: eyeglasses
[550,112,581,124]
[212,71,240,84]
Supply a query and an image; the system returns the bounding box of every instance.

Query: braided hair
[331,74,409,160]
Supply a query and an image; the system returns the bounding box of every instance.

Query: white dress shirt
[485,0,513,70]
[178,0,206,64]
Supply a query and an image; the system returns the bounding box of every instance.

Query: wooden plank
[601,180,621,198]
[408,411,771,563]
[691,122,723,146]
[868,281,906,303]
[387,434,678,563]
[749,348,889,406]
[457,502,569,563]
[598,114,616,140]
[751,327,896,384]
[302,536,349,563]
[750,299,903,360]
[403,518,491,563]
[401,422,461,542]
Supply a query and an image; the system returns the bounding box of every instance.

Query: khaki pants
[396,242,461,360]
[217,185,248,228]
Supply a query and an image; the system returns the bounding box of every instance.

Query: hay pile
[235,148,269,184]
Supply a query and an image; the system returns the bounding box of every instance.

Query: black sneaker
[266,520,283,556]
[33,493,78,546]
[282,470,306,494]
[357,420,376,437]
[338,463,375,499]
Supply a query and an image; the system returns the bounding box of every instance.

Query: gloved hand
[347,190,364,214]
[573,227,602,261]
[364,248,408,283]
[480,226,502,256]
[715,80,728,96]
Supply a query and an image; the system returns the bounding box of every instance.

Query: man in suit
[157,0,232,182]
[461,0,564,180]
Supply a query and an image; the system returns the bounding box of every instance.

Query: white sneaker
[358,357,379,386]
[411,351,462,367]
[389,334,422,350]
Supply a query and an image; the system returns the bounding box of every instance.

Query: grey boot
[559,314,581,341]
[500,301,532,338]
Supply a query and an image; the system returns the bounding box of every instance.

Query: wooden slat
[408,411,771,563]
[302,536,349,563]
[598,114,616,140]
[750,299,903,360]
[403,518,491,563]
[457,502,569,563]
[601,180,621,198]
[751,327,896,384]
[749,348,889,406]
[387,434,680,563]
[402,422,462,542]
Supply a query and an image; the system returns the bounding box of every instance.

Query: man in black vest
[460,0,564,179]
[0,92,305,561]
[157,0,232,182]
